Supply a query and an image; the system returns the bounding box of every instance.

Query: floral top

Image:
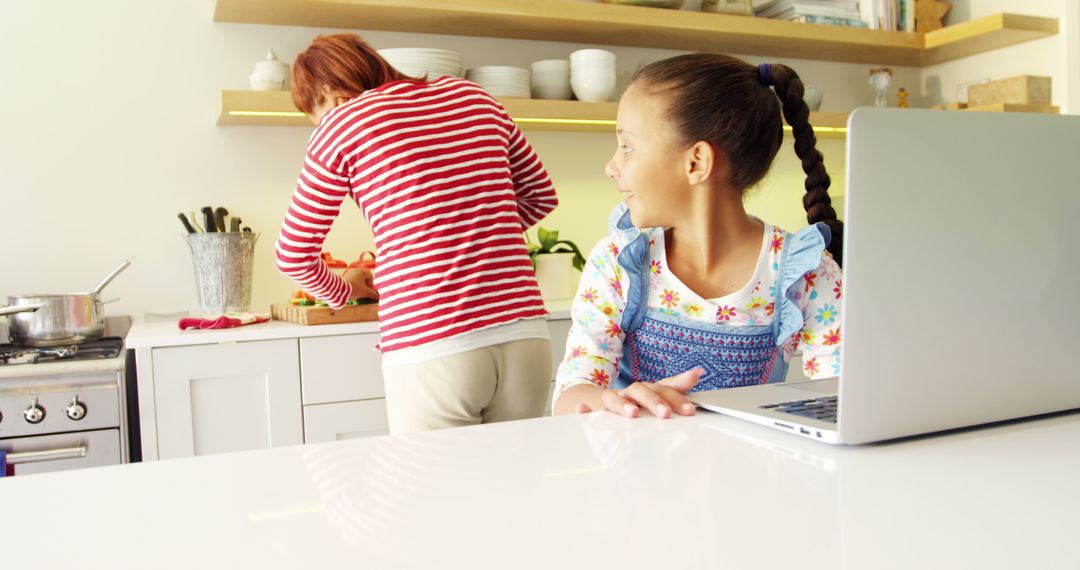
[554,218,843,403]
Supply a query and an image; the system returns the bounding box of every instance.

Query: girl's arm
[552,236,699,418]
[791,253,844,379]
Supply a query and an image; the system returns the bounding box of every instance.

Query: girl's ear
[685,141,727,186]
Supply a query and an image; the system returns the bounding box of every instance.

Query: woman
[276,34,558,433]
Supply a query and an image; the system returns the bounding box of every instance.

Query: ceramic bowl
[600,0,685,9]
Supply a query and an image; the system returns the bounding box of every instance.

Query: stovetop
[0,337,124,366]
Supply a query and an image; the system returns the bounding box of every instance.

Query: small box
[967,76,1051,107]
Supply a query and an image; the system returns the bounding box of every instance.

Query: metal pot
[0,259,131,347]
[3,294,109,347]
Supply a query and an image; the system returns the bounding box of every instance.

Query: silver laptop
[691,107,1080,444]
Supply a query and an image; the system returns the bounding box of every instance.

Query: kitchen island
[1,408,1077,568]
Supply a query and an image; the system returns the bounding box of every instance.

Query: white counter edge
[125,300,573,349]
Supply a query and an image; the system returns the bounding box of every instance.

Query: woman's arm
[275,152,354,308]
[505,122,558,229]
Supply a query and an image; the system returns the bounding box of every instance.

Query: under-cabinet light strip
[228,111,847,134]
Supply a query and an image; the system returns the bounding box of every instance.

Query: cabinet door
[545,318,572,417]
[152,339,302,459]
[548,318,572,381]
[303,400,388,443]
[299,334,383,405]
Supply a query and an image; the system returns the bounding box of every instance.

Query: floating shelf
[212,0,1057,67]
[962,103,1060,114]
[218,90,852,137]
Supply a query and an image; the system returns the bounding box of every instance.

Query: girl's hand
[574,368,704,419]
[343,267,379,301]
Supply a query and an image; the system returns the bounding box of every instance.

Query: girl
[277,34,559,433]
[553,53,844,418]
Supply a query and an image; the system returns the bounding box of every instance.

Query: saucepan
[0,259,131,347]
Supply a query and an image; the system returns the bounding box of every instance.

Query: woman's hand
[572,368,704,419]
[343,267,379,301]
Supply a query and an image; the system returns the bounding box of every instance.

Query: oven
[0,337,128,477]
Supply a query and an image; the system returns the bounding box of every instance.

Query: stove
[0,337,124,366]
[0,337,128,477]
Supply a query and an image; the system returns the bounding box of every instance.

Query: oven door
[2,429,121,476]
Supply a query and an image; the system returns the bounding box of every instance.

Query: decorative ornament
[915,0,952,33]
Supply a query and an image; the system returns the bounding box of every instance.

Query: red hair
[291,33,410,114]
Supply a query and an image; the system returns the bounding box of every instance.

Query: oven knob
[24,399,46,424]
[66,397,87,421]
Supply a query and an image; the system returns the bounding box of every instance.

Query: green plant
[526,227,586,271]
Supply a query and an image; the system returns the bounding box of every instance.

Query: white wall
[3,0,1050,321]
[922,0,1071,111]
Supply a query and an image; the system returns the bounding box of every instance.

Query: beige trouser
[382,338,552,434]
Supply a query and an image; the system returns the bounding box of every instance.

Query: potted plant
[527,227,586,301]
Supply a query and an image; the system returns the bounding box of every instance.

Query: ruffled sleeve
[774,223,830,344]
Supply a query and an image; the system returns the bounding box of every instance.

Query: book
[790,14,869,27]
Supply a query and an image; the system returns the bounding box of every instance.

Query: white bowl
[570,49,616,67]
[571,72,616,102]
[532,59,570,73]
[532,83,574,100]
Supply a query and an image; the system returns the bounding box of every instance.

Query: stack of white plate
[377,48,463,79]
[465,66,531,98]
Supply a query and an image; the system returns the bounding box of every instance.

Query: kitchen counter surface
[1,409,1077,568]
[126,300,572,349]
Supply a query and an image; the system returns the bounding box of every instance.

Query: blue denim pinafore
[605,204,829,392]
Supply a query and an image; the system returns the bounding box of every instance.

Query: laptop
[690,107,1080,444]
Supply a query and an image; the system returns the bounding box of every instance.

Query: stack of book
[754,0,866,28]
[857,0,916,31]
[754,0,916,31]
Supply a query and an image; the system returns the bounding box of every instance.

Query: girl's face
[605,85,690,228]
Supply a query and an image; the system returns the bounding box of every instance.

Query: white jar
[249,49,290,91]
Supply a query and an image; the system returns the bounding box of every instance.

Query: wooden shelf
[962,103,1059,114]
[212,0,1057,67]
[219,90,852,137]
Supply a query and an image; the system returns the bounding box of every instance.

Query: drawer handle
[6,446,88,465]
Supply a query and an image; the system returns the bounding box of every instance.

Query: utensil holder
[185,233,258,315]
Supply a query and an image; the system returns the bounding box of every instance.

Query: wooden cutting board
[270,302,378,325]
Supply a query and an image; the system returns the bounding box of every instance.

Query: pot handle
[92,258,133,295]
[100,298,121,305]
[0,303,46,317]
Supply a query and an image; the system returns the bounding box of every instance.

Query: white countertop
[1,409,1078,569]
[126,300,572,349]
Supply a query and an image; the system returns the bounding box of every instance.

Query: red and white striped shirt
[276,77,558,353]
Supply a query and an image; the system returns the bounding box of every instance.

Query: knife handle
[177,213,197,234]
[214,207,228,234]
[229,217,242,233]
[201,206,217,232]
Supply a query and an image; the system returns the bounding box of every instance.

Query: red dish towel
[178,313,270,331]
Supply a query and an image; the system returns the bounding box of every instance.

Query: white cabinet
[134,316,572,460]
[300,334,384,404]
[151,339,302,459]
[304,400,389,443]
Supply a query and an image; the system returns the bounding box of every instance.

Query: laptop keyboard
[760,396,838,423]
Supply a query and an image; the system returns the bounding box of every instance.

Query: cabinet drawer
[547,318,572,381]
[303,400,388,443]
[300,334,384,405]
